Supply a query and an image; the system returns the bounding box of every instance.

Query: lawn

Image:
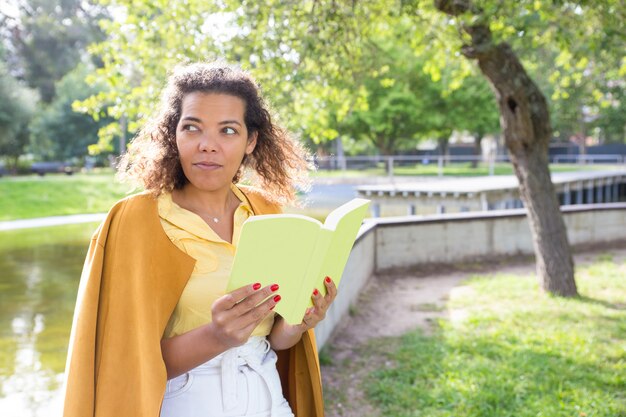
[365,256,626,417]
[0,170,131,221]
[312,162,623,178]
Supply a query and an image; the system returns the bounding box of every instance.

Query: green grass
[0,170,132,221]
[312,162,623,178]
[365,255,626,417]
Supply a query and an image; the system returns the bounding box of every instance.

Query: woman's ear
[245,131,258,155]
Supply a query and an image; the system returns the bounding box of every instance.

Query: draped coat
[62,187,324,417]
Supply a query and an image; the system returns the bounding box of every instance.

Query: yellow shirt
[159,185,275,338]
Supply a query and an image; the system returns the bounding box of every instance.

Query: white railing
[312,153,625,177]
[552,154,625,164]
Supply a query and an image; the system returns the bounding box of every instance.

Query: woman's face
[175,92,257,193]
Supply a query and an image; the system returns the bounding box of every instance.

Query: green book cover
[227,198,371,325]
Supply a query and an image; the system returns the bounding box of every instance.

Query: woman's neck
[171,184,237,221]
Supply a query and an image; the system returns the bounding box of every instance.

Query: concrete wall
[314,223,376,348]
[315,203,626,348]
[374,203,626,270]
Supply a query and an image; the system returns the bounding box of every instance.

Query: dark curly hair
[117,62,310,205]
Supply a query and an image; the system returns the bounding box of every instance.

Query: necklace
[193,192,236,224]
[198,207,225,224]
[173,189,237,225]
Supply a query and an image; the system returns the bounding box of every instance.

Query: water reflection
[0,223,97,416]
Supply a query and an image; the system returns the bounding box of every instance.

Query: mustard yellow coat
[62,187,324,417]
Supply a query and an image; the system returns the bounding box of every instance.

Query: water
[0,223,97,416]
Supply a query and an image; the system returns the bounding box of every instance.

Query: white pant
[160,337,294,417]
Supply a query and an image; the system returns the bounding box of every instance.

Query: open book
[227,198,371,325]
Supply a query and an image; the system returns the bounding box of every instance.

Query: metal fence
[312,154,626,177]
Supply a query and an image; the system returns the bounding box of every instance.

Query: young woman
[63,63,335,417]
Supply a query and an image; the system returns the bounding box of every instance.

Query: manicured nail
[313,288,319,296]
[271,284,279,292]
[325,276,332,283]
[253,283,261,290]
[273,295,281,302]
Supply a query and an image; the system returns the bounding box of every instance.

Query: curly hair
[117,62,311,206]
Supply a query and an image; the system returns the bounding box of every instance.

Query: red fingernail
[325,276,331,283]
[274,295,281,302]
[271,284,279,292]
[313,288,319,296]
[253,283,261,290]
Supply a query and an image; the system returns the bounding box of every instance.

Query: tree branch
[434,0,470,16]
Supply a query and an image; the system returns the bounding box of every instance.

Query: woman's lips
[193,162,223,170]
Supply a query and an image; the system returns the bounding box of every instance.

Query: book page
[228,215,321,322]
[317,199,371,294]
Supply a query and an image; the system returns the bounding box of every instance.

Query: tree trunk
[471,133,483,168]
[434,0,578,297]
[437,137,449,166]
[10,155,19,174]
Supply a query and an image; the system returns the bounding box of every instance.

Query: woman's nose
[198,133,218,152]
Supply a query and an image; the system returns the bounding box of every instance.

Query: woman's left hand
[268,276,337,350]
[301,275,337,331]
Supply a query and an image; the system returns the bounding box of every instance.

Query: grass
[0,170,131,221]
[312,162,623,178]
[364,255,626,417]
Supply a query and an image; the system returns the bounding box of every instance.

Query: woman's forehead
[180,92,246,120]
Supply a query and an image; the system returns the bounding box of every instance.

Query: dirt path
[321,246,626,417]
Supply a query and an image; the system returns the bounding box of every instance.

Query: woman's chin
[185,178,234,193]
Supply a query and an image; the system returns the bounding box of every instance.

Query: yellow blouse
[159,185,275,338]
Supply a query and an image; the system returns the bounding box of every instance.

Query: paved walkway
[0,213,106,231]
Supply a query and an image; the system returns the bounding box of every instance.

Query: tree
[425,0,624,296]
[0,61,37,171]
[1,0,108,102]
[591,83,626,143]
[429,0,575,295]
[340,30,499,160]
[445,75,499,166]
[29,63,112,162]
[340,39,448,155]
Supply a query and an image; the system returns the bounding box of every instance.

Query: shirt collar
[158,183,253,243]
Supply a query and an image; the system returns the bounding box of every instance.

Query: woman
[63,63,334,417]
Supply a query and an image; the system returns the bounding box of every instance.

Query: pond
[0,223,97,417]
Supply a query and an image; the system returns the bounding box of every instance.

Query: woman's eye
[182,124,200,132]
[223,127,237,135]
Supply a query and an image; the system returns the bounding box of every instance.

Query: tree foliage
[1,0,108,102]
[0,60,37,170]
[80,0,623,154]
[29,63,112,161]
[341,47,499,154]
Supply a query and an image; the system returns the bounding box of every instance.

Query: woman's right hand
[208,283,280,349]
